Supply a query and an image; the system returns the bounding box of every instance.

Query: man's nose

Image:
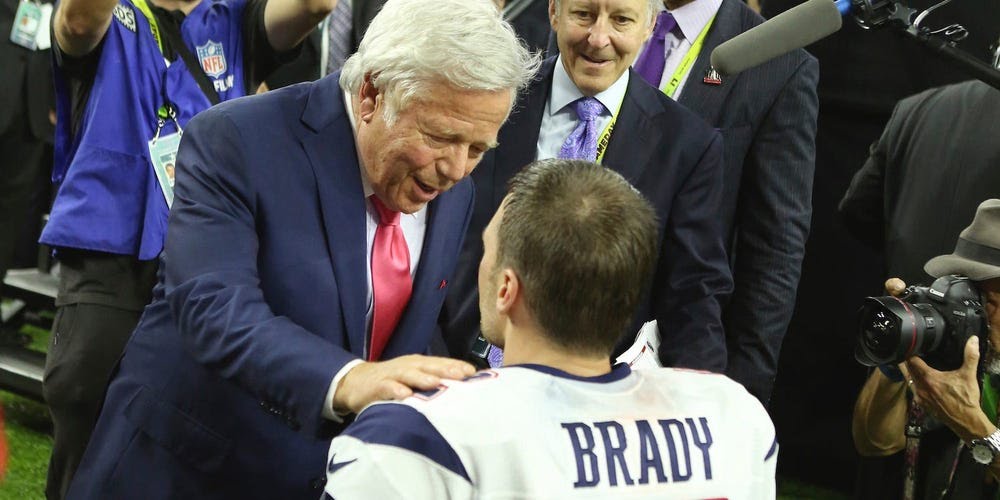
[587,17,612,48]
[437,144,473,183]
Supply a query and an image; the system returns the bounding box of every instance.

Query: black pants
[43,250,158,500]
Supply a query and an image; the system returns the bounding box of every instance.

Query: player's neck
[150,0,201,15]
[502,329,611,377]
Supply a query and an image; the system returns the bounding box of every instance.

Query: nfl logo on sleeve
[196,40,227,78]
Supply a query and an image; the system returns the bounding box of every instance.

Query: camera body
[856,274,987,371]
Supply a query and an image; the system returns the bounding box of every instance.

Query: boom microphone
[710,0,843,76]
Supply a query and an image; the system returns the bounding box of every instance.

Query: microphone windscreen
[710,0,842,76]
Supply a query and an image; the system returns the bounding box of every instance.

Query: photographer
[853,198,1000,499]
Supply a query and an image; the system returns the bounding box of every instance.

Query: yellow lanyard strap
[662,13,717,99]
[131,0,165,54]
[593,14,717,163]
[594,92,626,164]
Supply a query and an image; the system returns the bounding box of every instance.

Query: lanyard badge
[148,105,183,208]
[10,0,52,50]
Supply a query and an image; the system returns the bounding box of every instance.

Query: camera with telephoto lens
[855,274,988,371]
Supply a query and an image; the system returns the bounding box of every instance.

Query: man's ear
[496,268,520,314]
[549,0,559,31]
[357,72,380,124]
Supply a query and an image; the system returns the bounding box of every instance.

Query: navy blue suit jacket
[68,74,474,499]
[679,0,818,403]
[442,58,733,371]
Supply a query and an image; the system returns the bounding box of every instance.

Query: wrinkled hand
[906,337,995,441]
[333,355,476,414]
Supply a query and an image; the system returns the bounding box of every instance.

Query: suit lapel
[380,184,470,359]
[492,59,553,207]
[299,74,368,356]
[677,0,741,122]
[602,70,656,183]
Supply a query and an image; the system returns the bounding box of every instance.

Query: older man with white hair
[66,0,539,498]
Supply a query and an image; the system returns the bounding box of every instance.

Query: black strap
[150,8,221,106]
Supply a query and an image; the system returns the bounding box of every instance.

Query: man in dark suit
[761,0,997,489]
[0,0,54,291]
[67,1,539,498]
[631,0,818,403]
[442,0,732,372]
[840,80,1000,287]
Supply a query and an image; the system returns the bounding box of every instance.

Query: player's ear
[496,268,519,314]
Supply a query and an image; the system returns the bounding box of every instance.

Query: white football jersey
[325,364,776,500]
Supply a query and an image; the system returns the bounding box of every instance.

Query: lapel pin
[703,67,723,86]
[439,280,448,289]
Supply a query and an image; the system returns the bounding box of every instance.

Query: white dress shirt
[323,90,429,420]
[536,56,631,161]
[639,0,723,99]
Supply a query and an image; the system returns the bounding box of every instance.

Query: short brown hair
[496,159,658,357]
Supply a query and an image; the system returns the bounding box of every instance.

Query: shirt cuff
[322,359,366,421]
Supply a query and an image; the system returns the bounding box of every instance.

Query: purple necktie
[487,344,504,368]
[633,11,677,87]
[558,97,605,161]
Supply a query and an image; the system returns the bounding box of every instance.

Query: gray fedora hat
[925,199,1000,281]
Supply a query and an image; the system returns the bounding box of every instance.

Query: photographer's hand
[906,337,995,442]
[885,278,906,296]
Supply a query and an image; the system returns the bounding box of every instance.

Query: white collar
[668,0,723,42]
[549,55,630,117]
[343,88,374,198]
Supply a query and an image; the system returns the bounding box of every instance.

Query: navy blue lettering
[659,419,692,482]
[635,420,667,484]
[686,417,714,480]
[562,422,600,487]
[595,421,635,486]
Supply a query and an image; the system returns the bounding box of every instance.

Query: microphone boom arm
[851,0,1000,90]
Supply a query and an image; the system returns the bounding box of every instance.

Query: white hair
[340,0,541,123]
[553,0,663,28]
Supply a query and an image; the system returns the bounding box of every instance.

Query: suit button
[310,476,327,490]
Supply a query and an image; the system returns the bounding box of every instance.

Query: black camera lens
[859,303,900,363]
[856,298,908,366]
[855,295,949,367]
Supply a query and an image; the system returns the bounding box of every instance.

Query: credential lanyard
[594,92,626,164]
[594,14,718,163]
[661,14,717,99]
[131,0,164,54]
[130,0,221,106]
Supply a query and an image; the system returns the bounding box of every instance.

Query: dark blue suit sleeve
[166,108,357,437]
[656,131,733,372]
[724,55,819,402]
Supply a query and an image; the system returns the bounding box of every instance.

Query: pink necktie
[369,196,412,361]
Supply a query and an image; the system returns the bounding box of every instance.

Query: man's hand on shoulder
[333,355,475,414]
